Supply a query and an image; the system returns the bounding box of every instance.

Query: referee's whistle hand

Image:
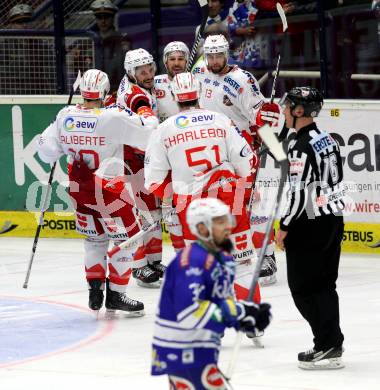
[275,229,287,251]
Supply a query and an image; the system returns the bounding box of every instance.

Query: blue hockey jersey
[151,242,236,375]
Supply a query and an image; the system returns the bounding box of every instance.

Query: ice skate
[246,329,265,348]
[259,254,277,286]
[298,346,344,370]
[133,264,161,288]
[149,261,166,278]
[105,281,145,318]
[88,279,104,318]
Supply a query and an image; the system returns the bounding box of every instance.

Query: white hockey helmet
[171,72,199,102]
[187,198,232,241]
[203,34,229,66]
[8,4,33,23]
[80,69,110,100]
[163,41,190,65]
[124,48,156,80]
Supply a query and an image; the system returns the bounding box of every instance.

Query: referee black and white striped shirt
[280,122,345,231]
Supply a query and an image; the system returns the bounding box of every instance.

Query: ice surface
[1,237,379,390]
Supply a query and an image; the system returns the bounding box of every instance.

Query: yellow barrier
[1,211,379,254]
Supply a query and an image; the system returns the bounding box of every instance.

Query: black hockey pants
[284,213,345,351]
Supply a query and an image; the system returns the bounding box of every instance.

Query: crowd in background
[0,0,379,98]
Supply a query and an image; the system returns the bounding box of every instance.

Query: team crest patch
[223,95,232,106]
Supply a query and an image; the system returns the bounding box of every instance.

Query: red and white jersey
[144,107,254,197]
[37,104,158,178]
[116,75,157,115]
[193,64,265,132]
[154,74,180,123]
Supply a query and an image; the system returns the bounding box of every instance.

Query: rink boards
[0,97,379,254]
[0,210,379,254]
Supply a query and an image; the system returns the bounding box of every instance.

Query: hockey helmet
[8,4,33,23]
[124,48,156,80]
[163,41,190,65]
[204,34,229,54]
[171,72,199,102]
[90,0,118,16]
[80,69,110,100]
[187,198,232,241]
[279,87,323,118]
[203,34,229,67]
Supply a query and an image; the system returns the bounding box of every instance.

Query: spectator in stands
[7,4,33,29]
[90,0,131,93]
[0,3,55,94]
[194,21,231,64]
[195,0,228,37]
[226,0,267,71]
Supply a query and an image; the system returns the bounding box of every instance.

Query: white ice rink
[1,237,380,390]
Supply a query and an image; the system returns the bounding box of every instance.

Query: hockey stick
[23,70,82,289]
[186,0,209,71]
[107,207,178,258]
[270,3,288,103]
[225,124,288,381]
[247,3,288,212]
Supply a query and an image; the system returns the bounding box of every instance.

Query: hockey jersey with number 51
[144,107,254,198]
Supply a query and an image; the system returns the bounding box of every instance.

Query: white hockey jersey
[144,107,253,197]
[154,74,180,123]
[193,63,265,132]
[117,75,157,115]
[37,104,158,179]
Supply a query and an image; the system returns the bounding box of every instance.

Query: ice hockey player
[145,72,262,308]
[36,69,158,316]
[154,41,191,253]
[151,197,272,389]
[116,48,165,288]
[154,41,190,123]
[276,87,345,370]
[193,34,281,286]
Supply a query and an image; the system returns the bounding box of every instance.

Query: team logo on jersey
[63,116,98,133]
[175,115,190,128]
[223,95,232,106]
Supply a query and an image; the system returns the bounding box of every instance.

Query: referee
[275,87,345,370]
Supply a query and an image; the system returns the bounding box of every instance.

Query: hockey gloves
[236,301,272,333]
[256,102,280,128]
[219,297,240,328]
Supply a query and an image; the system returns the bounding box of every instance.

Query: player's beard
[216,238,234,253]
[209,59,227,74]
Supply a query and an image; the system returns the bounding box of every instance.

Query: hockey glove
[219,297,240,328]
[236,301,272,333]
[256,102,280,127]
